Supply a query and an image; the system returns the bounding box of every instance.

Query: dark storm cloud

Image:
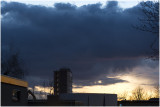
[1,1,158,86]
[74,77,128,86]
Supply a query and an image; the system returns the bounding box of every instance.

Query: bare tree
[132,86,145,100]
[2,52,25,79]
[1,44,28,79]
[42,80,47,99]
[47,79,54,95]
[144,91,153,100]
[135,1,159,60]
[118,91,128,100]
[138,1,159,34]
[39,91,44,99]
[30,80,38,95]
[154,85,159,98]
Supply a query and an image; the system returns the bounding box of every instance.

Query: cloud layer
[1,1,159,86]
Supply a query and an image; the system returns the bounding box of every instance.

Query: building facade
[1,75,28,106]
[59,93,117,106]
[54,68,72,95]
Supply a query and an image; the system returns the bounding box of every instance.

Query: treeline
[118,86,159,101]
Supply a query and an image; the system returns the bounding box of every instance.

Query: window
[12,89,21,102]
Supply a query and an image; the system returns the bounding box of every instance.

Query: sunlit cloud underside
[31,65,158,99]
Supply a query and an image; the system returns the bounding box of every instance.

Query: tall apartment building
[54,68,72,95]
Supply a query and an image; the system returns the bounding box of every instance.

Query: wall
[1,82,28,106]
[1,75,28,106]
[59,93,117,106]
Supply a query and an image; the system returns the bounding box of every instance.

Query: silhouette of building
[1,75,28,106]
[54,68,72,95]
[58,93,117,106]
[118,100,159,106]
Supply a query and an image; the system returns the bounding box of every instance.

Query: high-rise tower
[54,68,72,95]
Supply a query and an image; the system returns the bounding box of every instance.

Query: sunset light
[1,0,159,106]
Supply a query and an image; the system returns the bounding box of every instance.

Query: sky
[2,0,141,8]
[1,0,159,99]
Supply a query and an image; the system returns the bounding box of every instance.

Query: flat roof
[59,93,117,95]
[1,75,28,87]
